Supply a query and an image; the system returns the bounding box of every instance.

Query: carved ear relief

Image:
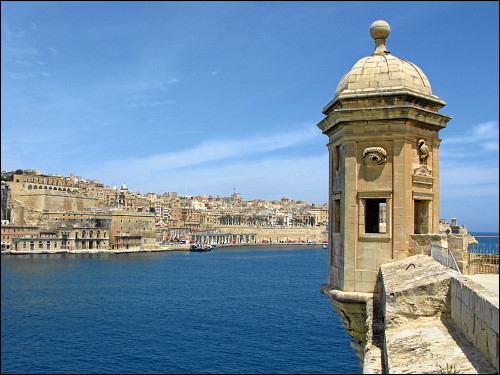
[362,147,387,165]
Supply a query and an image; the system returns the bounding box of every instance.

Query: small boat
[190,243,212,252]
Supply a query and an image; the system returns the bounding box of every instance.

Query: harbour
[1,246,359,374]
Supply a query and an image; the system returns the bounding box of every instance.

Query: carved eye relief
[362,147,387,165]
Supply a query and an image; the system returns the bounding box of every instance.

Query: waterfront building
[1,225,39,250]
[190,230,256,246]
[1,169,329,247]
[7,209,156,251]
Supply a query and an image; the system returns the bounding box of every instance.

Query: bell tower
[317,20,451,293]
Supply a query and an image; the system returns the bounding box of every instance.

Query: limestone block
[486,327,498,369]
[474,315,487,352]
[385,319,497,374]
[492,305,499,334]
[462,305,473,337]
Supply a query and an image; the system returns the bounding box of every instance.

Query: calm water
[470,232,499,252]
[1,246,361,374]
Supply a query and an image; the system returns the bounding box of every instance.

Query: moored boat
[190,243,212,252]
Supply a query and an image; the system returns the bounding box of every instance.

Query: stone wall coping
[452,275,499,309]
[380,254,459,295]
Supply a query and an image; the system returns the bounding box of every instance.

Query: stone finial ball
[370,20,390,39]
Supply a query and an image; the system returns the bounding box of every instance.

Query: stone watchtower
[318,20,451,294]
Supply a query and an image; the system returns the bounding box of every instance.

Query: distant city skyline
[1,2,498,231]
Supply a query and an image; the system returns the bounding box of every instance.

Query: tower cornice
[318,105,451,136]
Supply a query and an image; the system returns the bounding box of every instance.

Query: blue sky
[1,1,498,231]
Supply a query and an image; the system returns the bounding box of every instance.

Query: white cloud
[124,100,175,108]
[482,142,499,152]
[102,125,319,171]
[441,185,499,200]
[95,154,329,202]
[6,72,26,80]
[445,121,499,151]
[152,130,203,135]
[15,59,34,66]
[154,154,329,202]
[441,164,499,187]
[440,164,499,201]
[84,125,326,200]
[2,25,24,40]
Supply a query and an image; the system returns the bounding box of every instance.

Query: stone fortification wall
[450,276,499,372]
[18,190,101,211]
[13,189,102,225]
[375,255,497,374]
[209,225,327,243]
[409,233,478,274]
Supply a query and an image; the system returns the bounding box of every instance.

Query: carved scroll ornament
[362,147,387,165]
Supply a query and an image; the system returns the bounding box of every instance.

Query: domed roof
[334,20,433,99]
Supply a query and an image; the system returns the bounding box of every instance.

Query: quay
[0,241,327,255]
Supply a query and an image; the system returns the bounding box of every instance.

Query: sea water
[1,246,361,374]
[470,232,500,253]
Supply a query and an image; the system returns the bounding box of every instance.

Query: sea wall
[210,225,328,243]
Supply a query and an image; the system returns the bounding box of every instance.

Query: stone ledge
[320,284,375,303]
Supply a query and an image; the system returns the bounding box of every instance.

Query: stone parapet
[450,276,499,372]
[408,234,447,256]
[377,255,497,374]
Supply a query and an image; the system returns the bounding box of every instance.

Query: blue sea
[469,232,499,253]
[1,246,361,374]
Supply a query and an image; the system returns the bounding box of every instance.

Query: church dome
[334,20,433,99]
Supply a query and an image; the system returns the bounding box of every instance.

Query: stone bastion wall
[12,189,102,225]
[208,225,328,243]
[322,255,499,374]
